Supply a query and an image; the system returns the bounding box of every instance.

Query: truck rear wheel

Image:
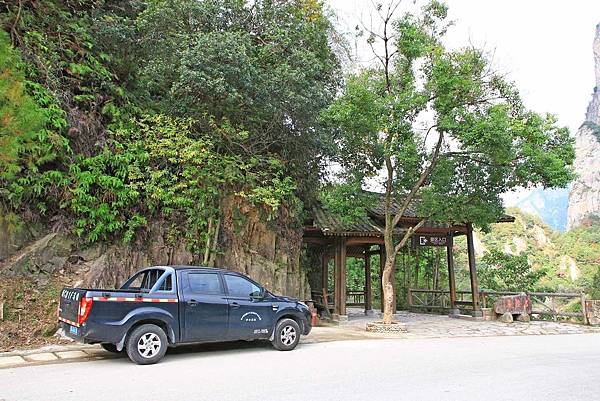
[271,318,300,351]
[126,324,168,365]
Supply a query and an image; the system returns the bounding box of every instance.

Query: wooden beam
[447,234,457,311]
[345,237,385,246]
[466,223,481,315]
[413,227,468,234]
[302,237,333,245]
[364,247,372,312]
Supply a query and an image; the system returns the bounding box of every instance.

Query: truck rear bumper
[59,321,124,345]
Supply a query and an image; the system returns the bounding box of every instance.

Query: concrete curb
[0,344,119,369]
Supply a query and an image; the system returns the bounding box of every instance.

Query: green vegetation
[0,0,339,252]
[478,251,547,292]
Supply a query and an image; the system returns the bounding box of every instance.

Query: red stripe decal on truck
[91,297,178,303]
[58,316,80,327]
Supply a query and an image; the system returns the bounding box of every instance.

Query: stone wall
[585,299,600,325]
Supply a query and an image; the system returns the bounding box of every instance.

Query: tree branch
[394,218,427,254]
[391,131,444,229]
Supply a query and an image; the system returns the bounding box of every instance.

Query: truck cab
[58,266,312,364]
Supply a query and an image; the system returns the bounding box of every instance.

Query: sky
[326,0,600,204]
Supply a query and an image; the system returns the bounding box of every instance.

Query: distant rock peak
[586,24,600,123]
[567,23,600,230]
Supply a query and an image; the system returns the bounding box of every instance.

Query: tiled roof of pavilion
[305,193,514,237]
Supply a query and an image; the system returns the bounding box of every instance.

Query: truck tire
[271,318,300,351]
[126,324,168,365]
[100,343,120,353]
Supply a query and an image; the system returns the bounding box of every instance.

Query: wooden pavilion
[303,198,514,320]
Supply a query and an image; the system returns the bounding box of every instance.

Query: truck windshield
[121,269,165,292]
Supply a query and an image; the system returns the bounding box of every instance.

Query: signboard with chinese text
[411,234,450,248]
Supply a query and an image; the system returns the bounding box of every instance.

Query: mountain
[515,187,570,232]
[472,209,600,293]
[567,23,600,229]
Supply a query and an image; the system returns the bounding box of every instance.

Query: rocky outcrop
[0,196,309,299]
[0,214,43,262]
[567,23,600,229]
[216,196,309,299]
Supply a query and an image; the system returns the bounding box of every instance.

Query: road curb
[0,344,114,369]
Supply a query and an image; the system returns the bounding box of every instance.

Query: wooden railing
[347,290,365,307]
[409,288,589,322]
[311,289,366,307]
[408,289,475,310]
[311,290,334,308]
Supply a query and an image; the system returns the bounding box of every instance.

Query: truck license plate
[70,325,78,335]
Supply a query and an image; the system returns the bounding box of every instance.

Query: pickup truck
[58,265,312,364]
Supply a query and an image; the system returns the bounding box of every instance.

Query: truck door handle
[230,302,240,308]
[189,299,198,306]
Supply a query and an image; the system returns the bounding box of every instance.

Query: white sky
[326,0,600,204]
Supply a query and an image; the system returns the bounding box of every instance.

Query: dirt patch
[0,275,74,351]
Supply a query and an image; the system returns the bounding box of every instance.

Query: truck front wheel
[271,318,300,351]
[126,324,168,365]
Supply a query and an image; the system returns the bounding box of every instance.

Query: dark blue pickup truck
[58,266,312,364]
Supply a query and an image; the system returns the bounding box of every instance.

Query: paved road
[1,334,600,401]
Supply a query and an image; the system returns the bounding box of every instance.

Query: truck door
[181,271,229,342]
[223,274,274,340]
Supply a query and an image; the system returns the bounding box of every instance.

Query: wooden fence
[408,288,590,323]
[311,289,366,308]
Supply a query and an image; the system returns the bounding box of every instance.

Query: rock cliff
[0,197,309,298]
[567,23,600,229]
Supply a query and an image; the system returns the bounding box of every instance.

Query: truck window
[122,269,165,292]
[156,273,173,292]
[188,273,223,295]
[224,275,261,298]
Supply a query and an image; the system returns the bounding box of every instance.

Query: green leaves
[0,31,71,213]
[62,114,297,243]
[2,0,325,247]
[478,251,547,292]
[131,0,340,186]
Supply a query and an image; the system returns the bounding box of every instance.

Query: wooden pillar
[447,233,458,313]
[321,250,329,303]
[334,240,341,315]
[379,245,385,314]
[333,238,347,317]
[339,238,347,316]
[364,247,373,313]
[321,250,329,291]
[466,223,482,316]
[415,247,420,288]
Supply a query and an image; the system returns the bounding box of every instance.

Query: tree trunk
[382,255,396,324]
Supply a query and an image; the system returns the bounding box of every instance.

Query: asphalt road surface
[2,334,600,401]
